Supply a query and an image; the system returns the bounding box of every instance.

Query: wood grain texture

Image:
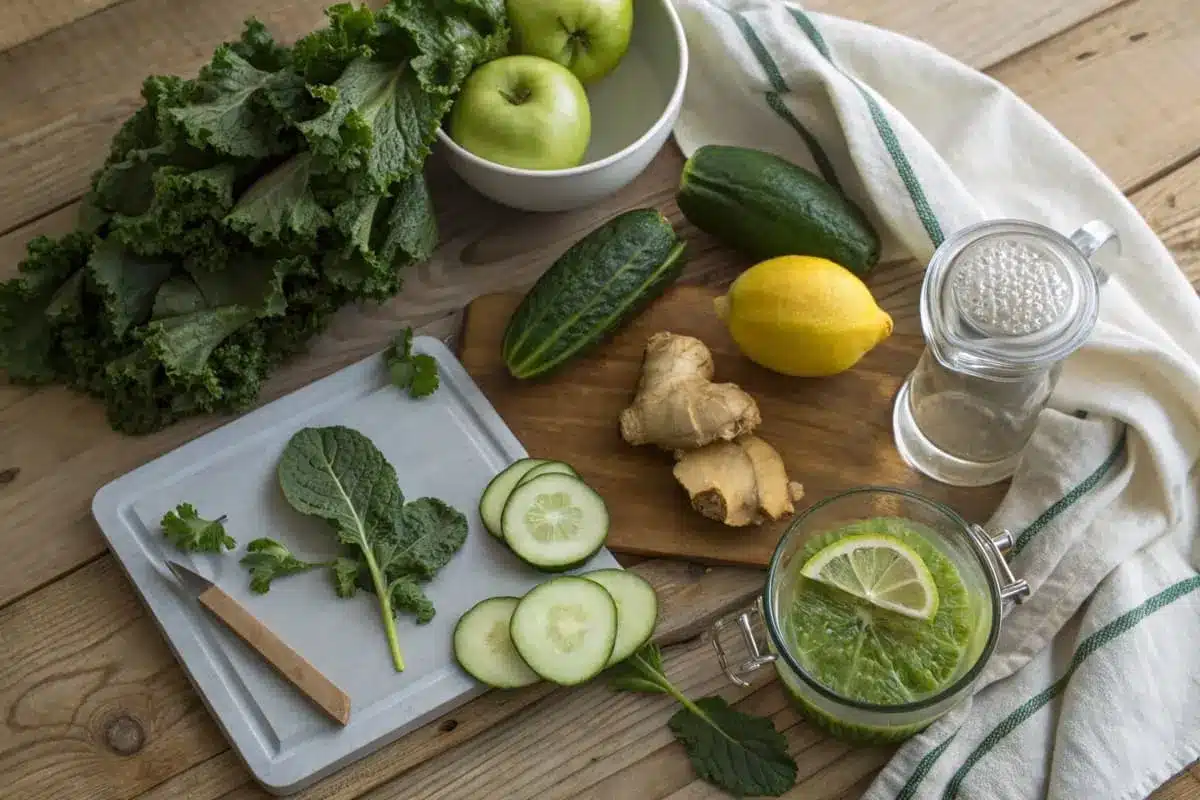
[458,286,1008,567]
[0,555,762,800]
[0,0,127,53]
[196,584,351,726]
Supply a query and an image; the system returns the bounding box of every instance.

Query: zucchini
[509,576,618,685]
[676,145,881,276]
[453,597,541,689]
[502,209,687,379]
[582,569,659,665]
[501,473,609,572]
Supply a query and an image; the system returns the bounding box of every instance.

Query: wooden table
[1,0,1198,798]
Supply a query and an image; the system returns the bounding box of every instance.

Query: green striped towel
[669,1,1200,797]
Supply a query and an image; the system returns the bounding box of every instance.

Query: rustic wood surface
[0,0,1197,798]
[457,287,1010,567]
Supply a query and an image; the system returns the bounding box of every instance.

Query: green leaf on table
[378,0,510,95]
[167,45,295,159]
[379,171,438,266]
[291,3,380,85]
[225,152,332,246]
[240,537,326,593]
[332,556,362,598]
[611,643,797,798]
[144,306,261,379]
[0,232,93,382]
[161,502,235,553]
[668,697,797,798]
[109,165,238,261]
[87,239,175,338]
[387,576,435,623]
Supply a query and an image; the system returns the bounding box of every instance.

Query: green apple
[448,55,592,171]
[505,0,634,84]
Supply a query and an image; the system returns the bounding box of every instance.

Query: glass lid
[920,220,1102,380]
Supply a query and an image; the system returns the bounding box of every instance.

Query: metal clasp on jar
[708,601,776,687]
[968,524,1031,606]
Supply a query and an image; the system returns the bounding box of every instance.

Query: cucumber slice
[509,576,618,685]
[480,458,548,538]
[453,597,541,689]
[501,473,610,572]
[582,569,659,665]
[516,460,579,487]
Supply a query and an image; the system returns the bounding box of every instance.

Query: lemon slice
[799,534,940,621]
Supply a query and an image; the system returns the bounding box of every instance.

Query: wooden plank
[0,0,127,54]
[1130,155,1200,284]
[990,0,1200,190]
[0,0,1121,236]
[0,552,762,800]
[1153,771,1200,800]
[0,557,230,800]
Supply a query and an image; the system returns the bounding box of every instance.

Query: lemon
[799,533,940,621]
[713,255,893,377]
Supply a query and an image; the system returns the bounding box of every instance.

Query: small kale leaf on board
[277,425,467,671]
[385,327,440,398]
[239,538,328,593]
[0,0,508,435]
[161,503,236,553]
[611,644,798,798]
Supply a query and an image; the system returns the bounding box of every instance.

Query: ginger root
[672,435,805,526]
[619,332,760,450]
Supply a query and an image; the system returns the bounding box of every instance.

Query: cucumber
[516,460,579,487]
[480,458,548,538]
[509,576,618,685]
[501,473,609,572]
[582,569,659,665]
[502,209,687,379]
[676,144,881,276]
[453,597,541,689]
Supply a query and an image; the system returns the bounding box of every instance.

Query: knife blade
[165,560,352,726]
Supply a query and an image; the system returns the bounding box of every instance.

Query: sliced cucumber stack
[502,473,610,572]
[516,460,579,486]
[582,569,659,665]
[479,458,548,538]
[509,576,618,685]
[453,597,541,689]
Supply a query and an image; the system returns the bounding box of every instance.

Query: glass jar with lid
[892,219,1119,486]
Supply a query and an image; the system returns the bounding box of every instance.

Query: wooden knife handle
[197,584,351,726]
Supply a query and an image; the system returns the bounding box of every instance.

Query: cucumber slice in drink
[453,597,541,689]
[479,458,548,538]
[582,569,659,665]
[509,576,618,685]
[501,473,610,571]
[516,460,579,487]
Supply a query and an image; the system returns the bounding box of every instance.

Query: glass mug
[707,487,1029,743]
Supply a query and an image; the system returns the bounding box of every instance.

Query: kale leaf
[239,538,327,593]
[385,326,439,398]
[277,425,467,671]
[160,503,236,553]
[0,0,509,435]
[611,644,798,798]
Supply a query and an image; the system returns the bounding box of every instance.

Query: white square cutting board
[91,336,620,794]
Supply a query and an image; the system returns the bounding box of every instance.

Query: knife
[165,560,352,726]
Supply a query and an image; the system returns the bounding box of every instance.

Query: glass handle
[708,603,776,688]
[1069,220,1120,287]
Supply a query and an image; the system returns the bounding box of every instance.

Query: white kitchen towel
[667,1,1200,797]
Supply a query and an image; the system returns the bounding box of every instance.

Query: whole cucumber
[677,145,881,276]
[502,209,686,379]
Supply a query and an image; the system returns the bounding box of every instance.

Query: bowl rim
[434,0,690,178]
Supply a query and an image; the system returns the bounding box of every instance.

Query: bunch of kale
[0,0,507,433]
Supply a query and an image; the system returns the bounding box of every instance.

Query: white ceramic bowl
[436,0,689,212]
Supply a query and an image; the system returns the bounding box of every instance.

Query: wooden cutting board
[457,286,1008,567]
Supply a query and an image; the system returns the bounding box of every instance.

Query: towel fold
[669,1,1200,796]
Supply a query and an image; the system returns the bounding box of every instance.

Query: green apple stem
[500,86,532,105]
